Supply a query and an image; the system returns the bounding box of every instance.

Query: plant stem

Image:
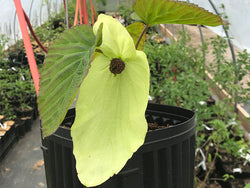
[209,178,225,181]
[202,146,219,186]
[23,10,48,53]
[135,24,148,49]
[201,138,211,149]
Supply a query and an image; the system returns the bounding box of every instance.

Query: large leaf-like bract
[134,0,224,26]
[38,25,95,137]
[71,14,150,187]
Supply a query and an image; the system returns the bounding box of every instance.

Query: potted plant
[37,0,224,187]
[14,67,36,117]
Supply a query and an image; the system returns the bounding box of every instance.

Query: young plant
[38,0,223,186]
[117,5,135,26]
[195,100,249,186]
[208,35,250,107]
[0,69,17,120]
[0,34,9,62]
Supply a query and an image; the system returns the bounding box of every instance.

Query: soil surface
[148,122,172,131]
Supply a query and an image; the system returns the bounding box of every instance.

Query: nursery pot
[0,121,16,160]
[15,107,34,118]
[41,103,196,188]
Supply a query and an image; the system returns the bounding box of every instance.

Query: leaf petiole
[135,24,148,49]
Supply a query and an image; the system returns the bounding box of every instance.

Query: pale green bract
[71,14,150,187]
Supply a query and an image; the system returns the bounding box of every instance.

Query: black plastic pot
[15,107,34,118]
[15,119,26,138]
[41,103,196,188]
[0,123,16,160]
[21,116,33,132]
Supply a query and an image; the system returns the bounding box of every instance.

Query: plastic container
[15,119,26,138]
[0,123,16,160]
[41,103,196,188]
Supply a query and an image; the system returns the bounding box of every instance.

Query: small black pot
[21,116,33,132]
[41,103,196,188]
[0,122,16,160]
[30,95,39,119]
[15,107,34,118]
[15,118,26,138]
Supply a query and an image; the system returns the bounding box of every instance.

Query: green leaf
[244,184,250,188]
[126,22,146,50]
[134,0,224,26]
[130,12,143,22]
[38,25,95,137]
